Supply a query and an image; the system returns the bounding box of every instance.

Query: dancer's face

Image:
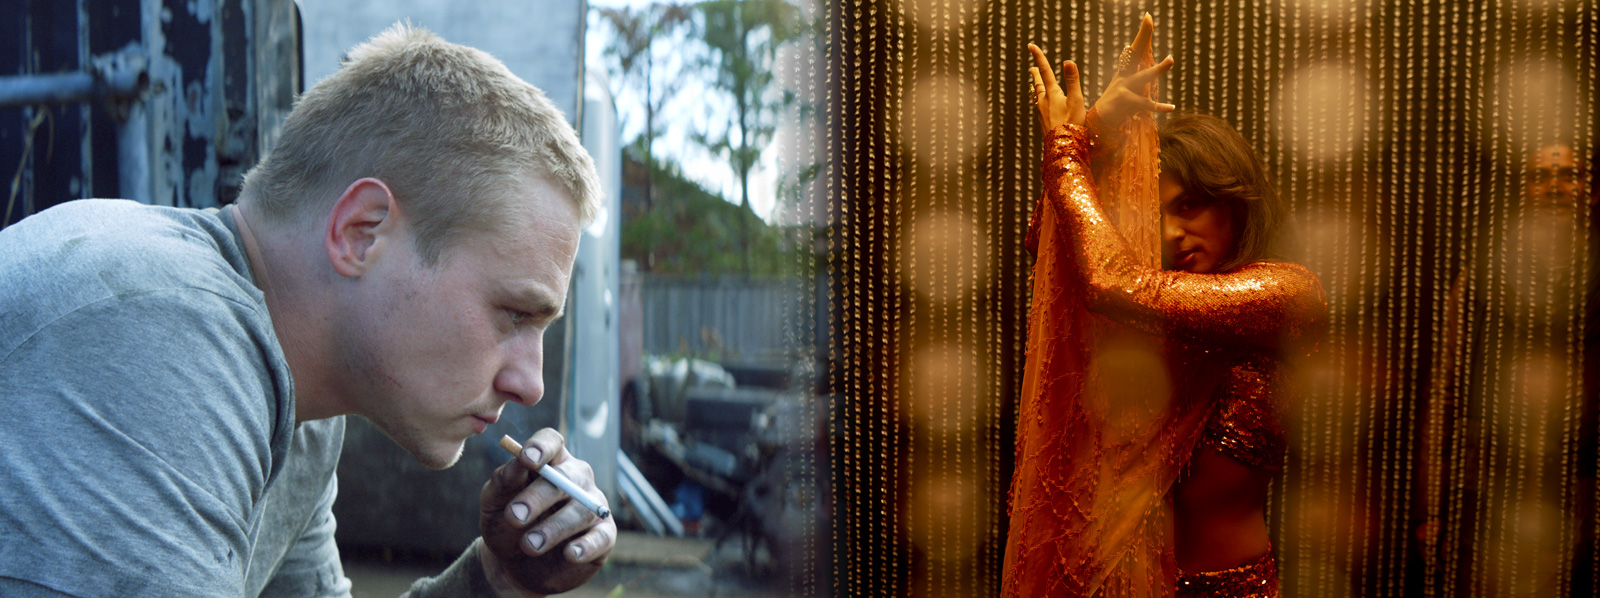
[1160,173,1237,274]
[1526,144,1580,212]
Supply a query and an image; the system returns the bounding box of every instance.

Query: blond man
[0,24,615,597]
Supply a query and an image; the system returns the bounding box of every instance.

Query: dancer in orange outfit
[1002,17,1327,597]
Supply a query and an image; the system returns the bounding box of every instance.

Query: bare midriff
[1172,444,1274,572]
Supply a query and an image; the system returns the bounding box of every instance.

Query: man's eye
[507,310,530,326]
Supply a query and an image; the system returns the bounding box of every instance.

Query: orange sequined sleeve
[1041,123,1326,349]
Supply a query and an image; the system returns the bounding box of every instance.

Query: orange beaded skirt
[1175,550,1280,598]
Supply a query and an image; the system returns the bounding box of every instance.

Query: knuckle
[514,485,550,510]
[491,463,519,489]
[528,428,560,447]
[544,428,566,444]
[538,508,580,538]
[528,429,565,453]
[568,459,595,480]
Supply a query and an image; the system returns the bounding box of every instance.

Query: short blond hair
[241,23,601,264]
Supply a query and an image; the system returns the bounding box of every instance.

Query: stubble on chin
[411,439,466,471]
[364,409,468,470]
[337,337,468,470]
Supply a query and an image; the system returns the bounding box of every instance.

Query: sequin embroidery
[1176,549,1281,598]
[1204,353,1287,472]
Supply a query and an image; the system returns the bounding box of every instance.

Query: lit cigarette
[498,435,612,519]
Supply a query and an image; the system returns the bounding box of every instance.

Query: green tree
[595,3,691,210]
[690,0,800,273]
[621,152,793,277]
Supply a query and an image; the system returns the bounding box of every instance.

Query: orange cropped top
[1205,351,1288,472]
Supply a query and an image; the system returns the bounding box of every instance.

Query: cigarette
[498,435,612,519]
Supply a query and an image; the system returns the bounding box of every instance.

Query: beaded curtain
[813,0,1598,595]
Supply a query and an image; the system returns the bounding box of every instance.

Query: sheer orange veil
[1002,38,1211,597]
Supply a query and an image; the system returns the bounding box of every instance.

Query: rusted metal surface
[1,0,300,226]
[0,54,145,108]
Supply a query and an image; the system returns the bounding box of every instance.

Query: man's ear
[325,178,398,277]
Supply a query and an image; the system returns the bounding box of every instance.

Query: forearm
[400,538,507,598]
[1084,107,1125,182]
[1040,124,1326,348]
[1028,109,1111,258]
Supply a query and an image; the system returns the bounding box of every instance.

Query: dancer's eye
[1166,194,1193,214]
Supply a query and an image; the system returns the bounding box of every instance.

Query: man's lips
[471,412,500,434]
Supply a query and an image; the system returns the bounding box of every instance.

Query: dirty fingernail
[527,531,546,552]
[509,502,530,523]
[522,446,542,464]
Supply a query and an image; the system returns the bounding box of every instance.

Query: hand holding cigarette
[498,435,611,519]
[477,428,616,596]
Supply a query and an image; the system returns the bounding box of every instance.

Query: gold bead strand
[1445,3,1489,594]
[1348,0,1381,588]
[1561,0,1589,587]
[820,0,844,588]
[1475,0,1513,592]
[1367,0,1399,585]
[889,0,909,591]
[862,0,883,588]
[1587,2,1599,593]
[1423,1,1465,594]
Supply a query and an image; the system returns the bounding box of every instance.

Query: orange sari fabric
[1002,113,1182,596]
[1002,121,1326,596]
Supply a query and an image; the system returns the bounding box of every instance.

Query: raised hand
[1027,43,1086,136]
[1091,14,1176,130]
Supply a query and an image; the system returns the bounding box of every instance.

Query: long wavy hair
[1157,113,1284,272]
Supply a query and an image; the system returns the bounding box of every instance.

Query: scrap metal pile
[617,356,824,579]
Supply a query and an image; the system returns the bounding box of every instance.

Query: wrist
[478,539,548,598]
[1043,123,1093,167]
[1086,107,1121,154]
[1085,106,1107,140]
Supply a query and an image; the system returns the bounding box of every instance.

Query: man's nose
[495,337,546,406]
